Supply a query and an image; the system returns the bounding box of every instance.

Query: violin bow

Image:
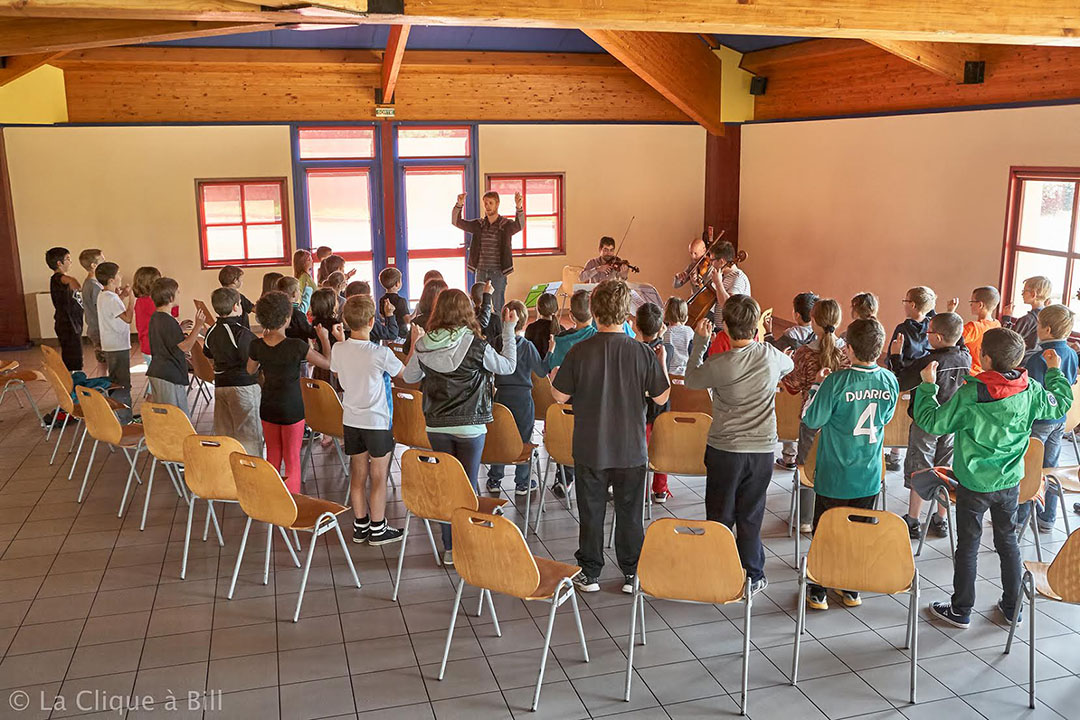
[613,215,636,261]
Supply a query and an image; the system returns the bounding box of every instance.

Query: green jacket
[913,368,1071,493]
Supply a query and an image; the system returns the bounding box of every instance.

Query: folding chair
[137,402,196,530]
[392,449,508,601]
[774,387,803,540]
[389,387,430,488]
[440,508,589,711]
[0,361,45,426]
[188,343,215,415]
[41,366,84,467]
[481,402,540,533]
[537,403,575,528]
[880,394,912,512]
[1040,380,1080,536]
[227,452,359,622]
[299,378,349,488]
[74,386,146,515]
[793,435,819,567]
[626,518,752,714]
[531,372,555,441]
[669,383,712,416]
[793,508,920,704]
[1004,528,1080,709]
[1016,438,1049,562]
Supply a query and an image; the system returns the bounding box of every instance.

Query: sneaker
[1037,519,1055,534]
[442,550,454,566]
[885,456,901,472]
[807,587,828,610]
[1073,502,1080,515]
[840,590,862,607]
[653,491,671,504]
[352,519,370,544]
[486,481,503,495]
[368,523,404,546]
[551,481,567,499]
[776,458,797,471]
[128,415,142,425]
[901,514,921,540]
[799,522,813,534]
[750,577,768,596]
[515,480,539,496]
[622,575,635,594]
[573,572,600,593]
[302,426,313,440]
[997,599,1023,625]
[929,601,971,629]
[929,515,949,538]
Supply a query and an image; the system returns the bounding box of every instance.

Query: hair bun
[824,324,836,334]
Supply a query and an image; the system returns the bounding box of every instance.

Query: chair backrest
[228,452,300,527]
[561,265,584,294]
[806,507,915,595]
[648,412,710,476]
[400,449,479,521]
[451,508,541,598]
[182,435,243,501]
[299,378,344,438]
[392,388,430,450]
[75,386,123,445]
[141,401,196,463]
[775,387,802,443]
[531,372,555,422]
[42,366,75,414]
[481,403,525,464]
[1019,437,1046,504]
[669,374,685,386]
[798,433,819,487]
[638,518,746,604]
[40,345,71,389]
[882,394,911,448]
[189,342,214,384]
[544,403,575,467]
[1064,381,1080,435]
[1047,528,1080,604]
[669,383,712,416]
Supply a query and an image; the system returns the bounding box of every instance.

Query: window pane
[398,127,470,158]
[1017,180,1076,252]
[243,184,283,224]
[1009,251,1066,315]
[205,225,245,262]
[342,259,373,293]
[202,184,242,224]
[407,256,467,303]
[489,177,523,199]
[298,127,375,159]
[525,177,558,215]
[525,216,558,250]
[1067,260,1080,332]
[403,168,465,251]
[246,224,284,260]
[307,170,373,254]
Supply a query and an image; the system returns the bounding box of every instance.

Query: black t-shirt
[203,317,257,387]
[285,306,317,342]
[552,332,669,470]
[51,272,84,331]
[147,311,189,385]
[525,318,556,359]
[380,291,411,338]
[249,337,309,424]
[239,293,254,330]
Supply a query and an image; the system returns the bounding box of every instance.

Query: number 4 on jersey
[853,403,879,443]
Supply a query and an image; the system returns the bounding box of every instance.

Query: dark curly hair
[255,290,293,331]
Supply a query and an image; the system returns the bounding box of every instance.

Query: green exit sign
[375,106,396,118]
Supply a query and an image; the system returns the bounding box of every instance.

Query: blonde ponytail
[812,299,845,372]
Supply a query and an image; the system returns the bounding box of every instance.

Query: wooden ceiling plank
[380,22,408,103]
[866,39,980,81]
[0,18,276,54]
[0,49,64,85]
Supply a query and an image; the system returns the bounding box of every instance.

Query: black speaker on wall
[749,76,768,96]
[963,61,986,85]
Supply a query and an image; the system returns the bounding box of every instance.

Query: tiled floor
[0,345,1078,720]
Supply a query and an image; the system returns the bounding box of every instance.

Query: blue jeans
[487,387,534,490]
[1017,420,1064,526]
[952,484,1022,617]
[427,431,485,550]
[473,268,507,315]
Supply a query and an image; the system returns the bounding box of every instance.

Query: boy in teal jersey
[802,318,899,610]
[916,328,1070,628]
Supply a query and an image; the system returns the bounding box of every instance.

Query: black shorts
[343,426,395,458]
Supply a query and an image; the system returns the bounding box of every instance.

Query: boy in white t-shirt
[95,261,135,423]
[331,295,409,546]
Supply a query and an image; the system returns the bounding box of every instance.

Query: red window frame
[196,178,291,269]
[485,173,566,257]
[999,167,1080,326]
[297,126,376,161]
[401,165,469,300]
[396,126,472,159]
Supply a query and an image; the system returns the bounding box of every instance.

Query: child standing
[95,262,135,423]
[471,280,502,346]
[917,329,1071,627]
[685,295,794,594]
[146,278,206,415]
[203,287,263,455]
[765,292,817,353]
[343,283,400,342]
[885,286,937,471]
[79,249,105,365]
[1003,276,1051,357]
[402,289,518,564]
[378,266,412,340]
[308,287,341,388]
[947,286,1001,374]
[487,300,544,496]
[802,318,899,609]
[46,247,84,372]
[261,272,284,298]
[662,297,694,376]
[276,276,317,345]
[218,265,254,330]
[550,280,670,594]
[525,292,559,360]
[332,295,407,545]
[247,291,335,493]
[850,292,879,322]
[638,302,675,503]
[315,246,333,284]
[293,249,317,313]
[893,312,971,538]
[133,267,179,366]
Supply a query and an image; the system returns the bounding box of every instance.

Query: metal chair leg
[181,493,197,580]
[227,516,253,599]
[485,589,502,637]
[1030,504,1043,561]
[207,501,224,546]
[531,580,564,711]
[332,518,362,589]
[909,572,919,704]
[422,518,442,566]
[1028,573,1036,709]
[117,443,145,518]
[792,557,808,685]
[78,440,99,502]
[915,492,937,558]
[332,438,349,478]
[49,413,69,465]
[45,403,60,440]
[794,482,801,568]
[263,522,273,585]
[278,527,301,567]
[570,589,588,661]
[1051,478,1070,535]
[139,457,158,531]
[392,511,411,602]
[293,521,322,622]
[624,585,639,702]
[67,426,88,480]
[741,577,753,715]
[438,578,467,680]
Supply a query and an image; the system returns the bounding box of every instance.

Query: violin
[609,257,640,273]
[686,249,749,327]
[674,228,726,289]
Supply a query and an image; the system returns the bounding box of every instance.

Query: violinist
[710,241,751,309]
[580,236,637,283]
[673,237,708,290]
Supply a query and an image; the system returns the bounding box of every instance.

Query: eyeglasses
[902,299,915,305]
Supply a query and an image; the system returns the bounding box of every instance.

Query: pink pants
[262,420,305,494]
[646,424,669,494]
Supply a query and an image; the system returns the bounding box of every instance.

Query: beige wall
[478,124,706,304]
[6,125,294,337]
[740,104,1080,335]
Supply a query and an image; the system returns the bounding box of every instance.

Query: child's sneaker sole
[928,602,971,628]
[807,593,828,611]
[840,591,862,608]
[368,529,404,546]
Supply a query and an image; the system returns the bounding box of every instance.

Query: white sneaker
[442,550,454,566]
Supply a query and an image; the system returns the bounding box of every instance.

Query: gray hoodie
[402,324,517,384]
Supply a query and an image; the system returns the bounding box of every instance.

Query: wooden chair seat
[1024,561,1061,601]
[806,567,912,595]
[118,424,145,446]
[290,495,350,530]
[476,496,510,515]
[1047,466,1080,492]
[527,556,581,600]
[508,443,537,465]
[0,360,19,373]
[799,470,813,488]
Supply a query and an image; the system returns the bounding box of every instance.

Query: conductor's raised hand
[514,191,524,210]
[920,360,939,384]
[456,192,467,206]
[1044,348,1062,369]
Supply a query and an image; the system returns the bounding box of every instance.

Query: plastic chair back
[451,508,541,599]
[229,452,299,528]
[638,518,746,604]
[182,435,244,501]
[300,377,344,438]
[400,449,479,522]
[142,401,196,463]
[648,412,710,476]
[482,403,526,464]
[392,388,430,450]
[544,403,575,467]
[807,507,916,595]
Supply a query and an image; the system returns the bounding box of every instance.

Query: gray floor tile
[351,666,429,713]
[900,697,985,720]
[1034,675,1080,720]
[281,676,357,720]
[573,669,661,717]
[963,686,1067,720]
[431,690,512,720]
[639,658,725,705]
[917,652,1013,695]
[744,683,827,720]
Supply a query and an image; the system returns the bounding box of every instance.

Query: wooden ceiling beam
[583,29,723,135]
[739,39,865,74]
[380,23,408,103]
[0,50,64,85]
[865,39,979,82]
[0,1,369,24]
[0,18,275,55]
